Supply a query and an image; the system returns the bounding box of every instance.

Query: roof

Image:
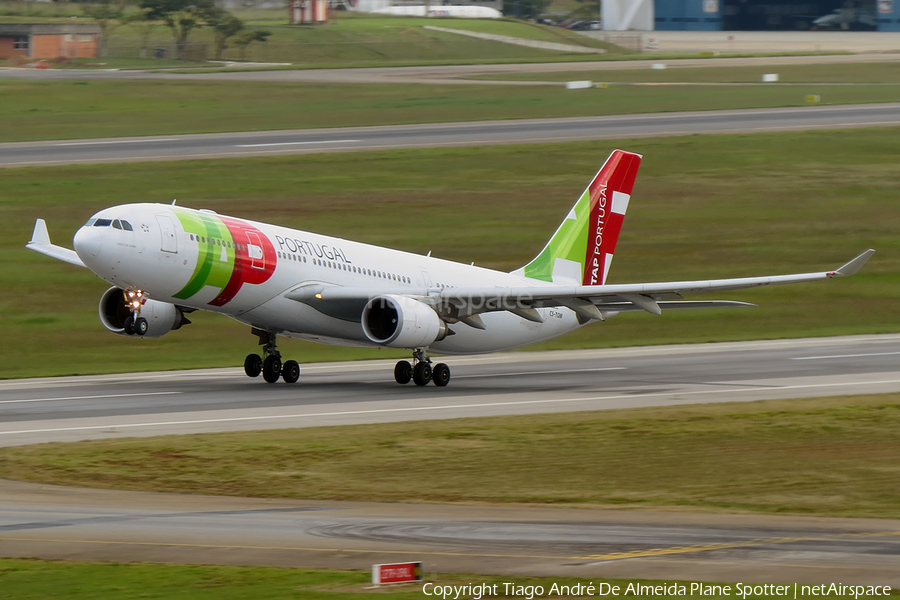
[0,23,102,36]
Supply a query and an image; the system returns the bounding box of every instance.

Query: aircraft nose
[73,226,102,259]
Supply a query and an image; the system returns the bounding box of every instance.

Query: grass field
[1,560,846,600]
[2,130,898,378]
[3,78,900,143]
[2,393,899,517]
[0,10,618,65]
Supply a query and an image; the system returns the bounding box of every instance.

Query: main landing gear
[244,329,300,384]
[394,349,450,387]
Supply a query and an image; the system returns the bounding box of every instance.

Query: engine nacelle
[362,295,448,348]
[99,287,189,338]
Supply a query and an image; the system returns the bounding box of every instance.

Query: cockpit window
[112,220,122,230]
[85,218,97,227]
[121,220,133,231]
[94,219,112,227]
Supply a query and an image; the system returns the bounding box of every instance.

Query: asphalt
[2,103,900,167]
[3,334,899,446]
[1,334,899,583]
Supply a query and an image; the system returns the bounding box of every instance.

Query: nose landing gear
[244,328,300,384]
[122,289,148,336]
[394,349,450,387]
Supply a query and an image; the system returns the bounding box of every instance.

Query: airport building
[0,23,101,59]
[603,0,900,32]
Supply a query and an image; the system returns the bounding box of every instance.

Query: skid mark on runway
[0,536,568,560]
[578,530,900,562]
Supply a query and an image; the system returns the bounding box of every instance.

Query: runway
[2,103,900,167]
[2,334,900,447]
[2,335,899,581]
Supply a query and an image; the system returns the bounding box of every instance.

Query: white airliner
[27,150,873,387]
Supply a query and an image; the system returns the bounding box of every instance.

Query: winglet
[26,219,86,268]
[830,249,875,277]
[31,218,51,245]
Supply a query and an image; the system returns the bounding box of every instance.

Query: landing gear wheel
[413,362,432,387]
[282,360,300,384]
[244,354,262,378]
[432,363,450,387]
[394,360,413,385]
[262,355,282,383]
[134,317,148,336]
[123,316,136,335]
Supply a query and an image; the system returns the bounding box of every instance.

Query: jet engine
[361,295,448,348]
[99,287,189,338]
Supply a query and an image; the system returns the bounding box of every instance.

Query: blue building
[648,1,899,32]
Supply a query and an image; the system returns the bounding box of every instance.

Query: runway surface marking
[578,531,900,562]
[792,351,900,361]
[455,367,626,379]
[54,139,179,146]
[0,536,565,560]
[0,392,182,406]
[3,376,900,437]
[3,530,898,564]
[234,140,360,148]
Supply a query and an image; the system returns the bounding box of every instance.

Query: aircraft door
[156,215,178,254]
[246,231,267,270]
[420,270,433,288]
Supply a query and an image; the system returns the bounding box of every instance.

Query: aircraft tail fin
[517,149,642,286]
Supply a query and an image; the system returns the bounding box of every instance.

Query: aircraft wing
[286,250,873,326]
[437,249,875,324]
[26,219,86,268]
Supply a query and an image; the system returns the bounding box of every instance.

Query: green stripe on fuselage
[172,209,235,301]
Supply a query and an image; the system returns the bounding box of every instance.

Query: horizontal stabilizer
[26,219,85,268]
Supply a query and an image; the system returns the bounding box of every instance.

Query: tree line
[83,0,271,60]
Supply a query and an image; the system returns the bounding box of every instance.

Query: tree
[207,7,244,60]
[140,0,215,60]
[82,0,125,58]
[232,29,271,62]
[125,10,160,59]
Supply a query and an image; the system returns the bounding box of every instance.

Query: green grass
[3,78,900,143]
[2,130,898,378]
[3,393,900,518]
[471,61,900,83]
[0,560,848,600]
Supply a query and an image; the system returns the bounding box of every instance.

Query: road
[2,103,900,167]
[1,334,899,583]
[3,53,900,85]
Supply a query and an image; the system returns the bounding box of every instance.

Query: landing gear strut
[394,349,450,387]
[244,328,300,384]
[123,289,148,336]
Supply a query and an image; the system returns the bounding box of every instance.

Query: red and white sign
[372,561,423,585]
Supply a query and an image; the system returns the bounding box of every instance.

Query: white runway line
[793,351,900,361]
[0,392,183,405]
[456,367,626,379]
[234,140,360,148]
[55,139,178,146]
